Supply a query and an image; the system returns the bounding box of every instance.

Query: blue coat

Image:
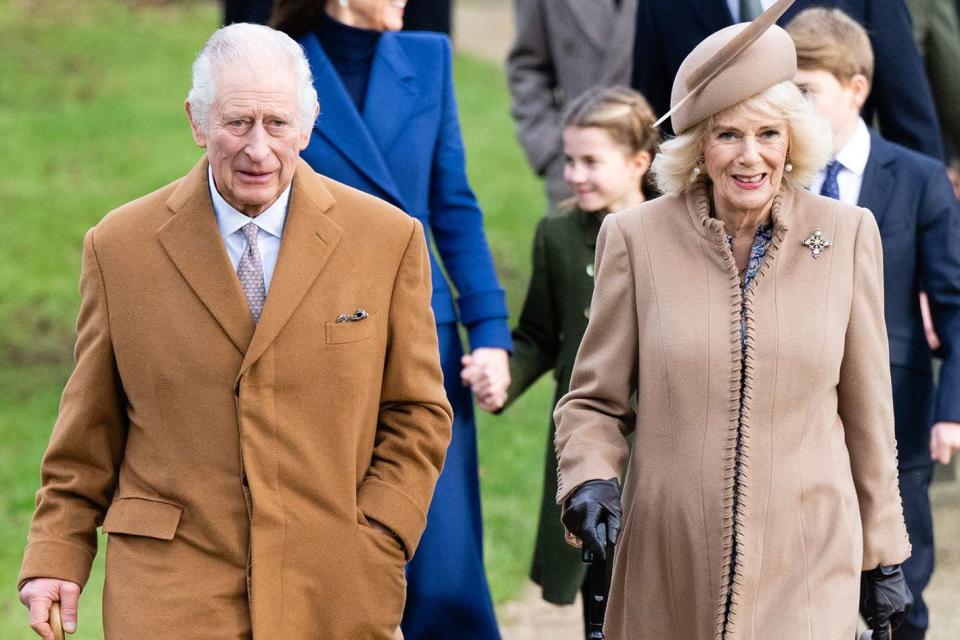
[298,29,506,638]
[632,0,946,160]
[859,131,960,462]
[299,30,511,351]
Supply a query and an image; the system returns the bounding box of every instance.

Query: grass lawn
[0,0,554,636]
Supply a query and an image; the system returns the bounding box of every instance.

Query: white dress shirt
[808,118,871,206]
[208,166,290,293]
[726,0,777,22]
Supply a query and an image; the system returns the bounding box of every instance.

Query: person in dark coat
[271,2,511,638]
[788,9,960,638]
[402,0,452,34]
[632,0,946,160]
[506,0,638,211]
[463,86,657,630]
[223,0,273,25]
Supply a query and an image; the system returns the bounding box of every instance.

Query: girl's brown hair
[562,85,661,199]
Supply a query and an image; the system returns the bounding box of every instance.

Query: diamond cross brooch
[803,228,832,259]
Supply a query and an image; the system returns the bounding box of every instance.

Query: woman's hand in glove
[859,564,913,640]
[561,478,621,560]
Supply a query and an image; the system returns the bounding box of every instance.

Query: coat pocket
[102,497,183,540]
[325,313,377,345]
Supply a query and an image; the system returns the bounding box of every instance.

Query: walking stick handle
[49,601,65,640]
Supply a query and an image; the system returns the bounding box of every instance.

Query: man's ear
[185,101,207,148]
[848,73,871,111]
[298,102,320,151]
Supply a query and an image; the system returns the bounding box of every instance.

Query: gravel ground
[452,3,959,637]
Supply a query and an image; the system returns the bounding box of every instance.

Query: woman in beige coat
[554,3,913,639]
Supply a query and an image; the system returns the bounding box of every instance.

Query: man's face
[793,68,863,153]
[188,62,312,216]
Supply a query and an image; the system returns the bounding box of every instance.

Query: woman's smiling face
[702,110,789,218]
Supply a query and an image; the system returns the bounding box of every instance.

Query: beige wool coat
[19,158,453,639]
[555,183,911,640]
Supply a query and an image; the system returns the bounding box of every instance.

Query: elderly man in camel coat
[17,23,452,640]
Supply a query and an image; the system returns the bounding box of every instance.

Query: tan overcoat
[555,183,911,640]
[19,158,453,639]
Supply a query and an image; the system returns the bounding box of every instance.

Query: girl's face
[562,126,650,214]
[325,0,406,32]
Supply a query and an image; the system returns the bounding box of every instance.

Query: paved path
[454,0,513,64]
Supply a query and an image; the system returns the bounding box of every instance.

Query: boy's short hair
[785,8,874,84]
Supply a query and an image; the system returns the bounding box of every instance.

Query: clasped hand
[460,347,510,412]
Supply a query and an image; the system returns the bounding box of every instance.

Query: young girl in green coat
[463,85,659,628]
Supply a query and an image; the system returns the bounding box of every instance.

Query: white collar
[833,118,871,177]
[208,165,290,240]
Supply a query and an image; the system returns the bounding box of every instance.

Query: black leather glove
[859,564,913,640]
[561,478,622,560]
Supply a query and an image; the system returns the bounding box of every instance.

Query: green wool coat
[503,209,603,604]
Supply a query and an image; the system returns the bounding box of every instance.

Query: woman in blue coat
[272,2,510,638]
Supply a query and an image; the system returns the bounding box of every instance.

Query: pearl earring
[691,154,704,181]
[785,155,794,173]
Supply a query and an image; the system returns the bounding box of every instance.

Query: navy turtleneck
[316,12,382,114]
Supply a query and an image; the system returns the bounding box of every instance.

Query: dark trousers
[891,365,936,639]
[898,465,935,640]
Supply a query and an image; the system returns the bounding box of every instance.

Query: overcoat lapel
[301,33,405,208]
[364,34,417,168]
[158,159,255,355]
[565,0,613,53]
[858,133,894,229]
[240,161,341,375]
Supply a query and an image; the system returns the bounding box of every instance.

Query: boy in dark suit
[788,9,960,639]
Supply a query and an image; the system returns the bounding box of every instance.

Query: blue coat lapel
[363,34,418,162]
[300,32,405,208]
[858,130,895,229]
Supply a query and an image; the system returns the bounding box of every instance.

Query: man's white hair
[187,23,319,133]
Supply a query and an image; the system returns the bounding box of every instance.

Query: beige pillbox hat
[655,0,798,134]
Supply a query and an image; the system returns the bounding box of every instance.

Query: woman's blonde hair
[562,86,660,199]
[651,80,832,196]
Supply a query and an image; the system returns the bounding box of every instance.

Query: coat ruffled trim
[688,183,792,639]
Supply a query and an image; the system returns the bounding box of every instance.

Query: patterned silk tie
[739,0,763,20]
[820,160,843,200]
[237,222,266,323]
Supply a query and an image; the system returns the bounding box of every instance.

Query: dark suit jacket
[632,0,946,160]
[299,30,510,350]
[859,131,960,463]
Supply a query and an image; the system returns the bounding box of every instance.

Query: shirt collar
[833,118,871,177]
[208,165,291,240]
